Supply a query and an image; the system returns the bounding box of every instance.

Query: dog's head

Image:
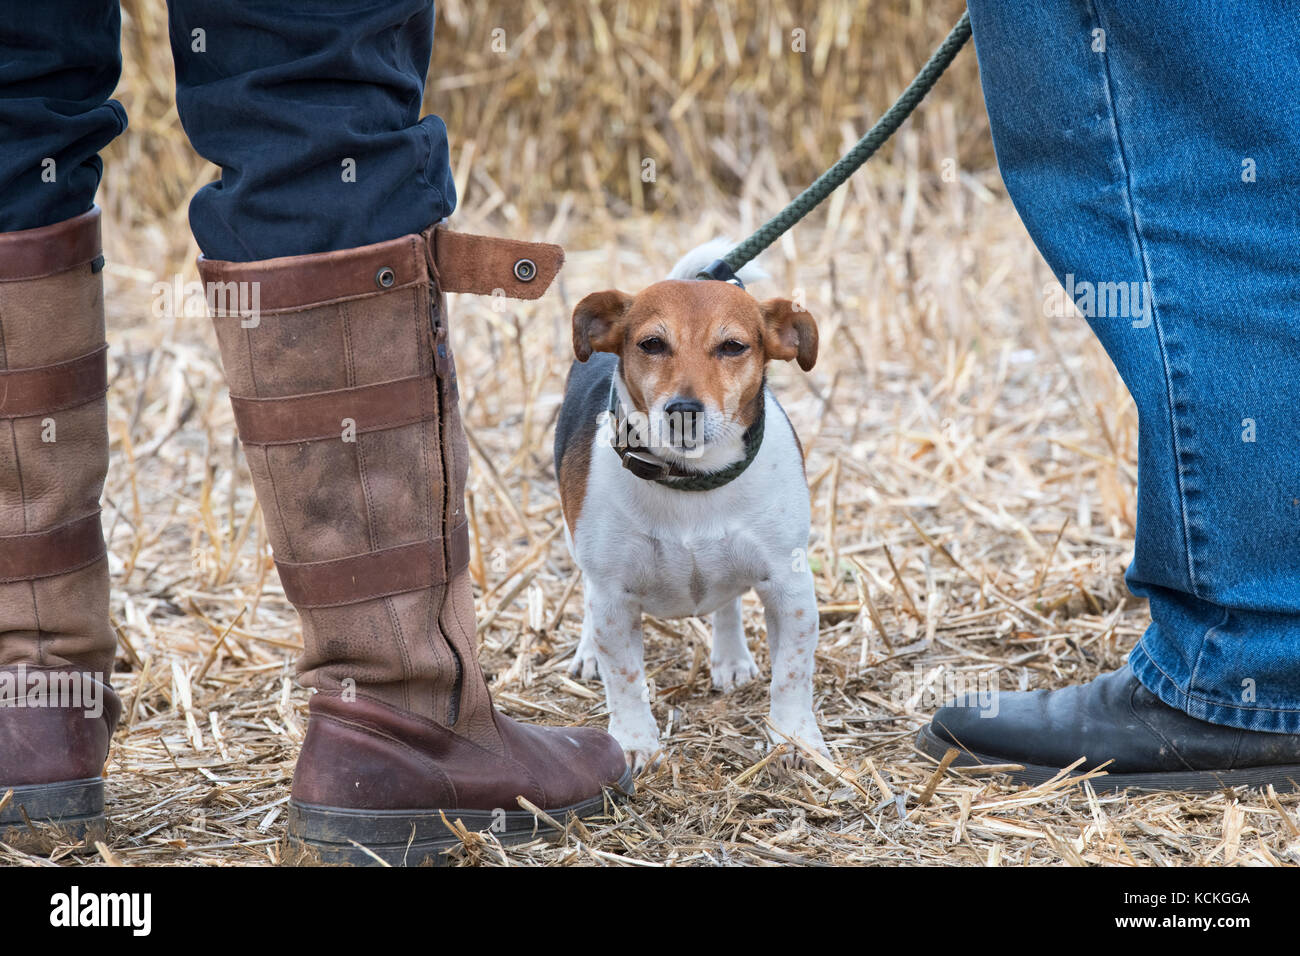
[572,279,817,458]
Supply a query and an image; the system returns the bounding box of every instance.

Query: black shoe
[918,665,1300,792]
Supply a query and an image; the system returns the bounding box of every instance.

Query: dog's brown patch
[558,417,596,533]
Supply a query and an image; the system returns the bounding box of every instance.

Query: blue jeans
[0,1,455,260]
[968,0,1300,731]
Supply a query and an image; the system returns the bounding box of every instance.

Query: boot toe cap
[570,725,632,793]
[547,724,629,802]
[500,718,630,809]
[927,699,1000,756]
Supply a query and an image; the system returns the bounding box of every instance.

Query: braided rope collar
[605,379,765,492]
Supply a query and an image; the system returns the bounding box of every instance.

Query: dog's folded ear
[760,298,818,371]
[572,290,633,360]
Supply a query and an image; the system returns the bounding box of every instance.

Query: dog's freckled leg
[757,571,828,764]
[586,591,660,772]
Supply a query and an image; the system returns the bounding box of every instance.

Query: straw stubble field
[5,0,1298,867]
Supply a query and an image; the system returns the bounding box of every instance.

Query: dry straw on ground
[4,1,1297,867]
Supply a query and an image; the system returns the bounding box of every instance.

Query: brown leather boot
[200,224,630,865]
[0,207,121,841]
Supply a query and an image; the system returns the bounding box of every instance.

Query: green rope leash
[699,9,972,283]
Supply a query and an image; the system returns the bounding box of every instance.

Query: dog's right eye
[638,337,667,355]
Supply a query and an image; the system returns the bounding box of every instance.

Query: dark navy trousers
[0,1,456,261]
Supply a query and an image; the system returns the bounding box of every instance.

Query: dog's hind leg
[567,586,603,681]
[709,596,759,692]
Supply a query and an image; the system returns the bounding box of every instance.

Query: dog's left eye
[717,340,749,357]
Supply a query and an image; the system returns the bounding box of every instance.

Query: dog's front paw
[610,717,661,773]
[768,715,830,769]
[623,746,663,774]
[567,640,602,681]
[710,650,760,692]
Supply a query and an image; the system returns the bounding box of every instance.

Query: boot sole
[285,767,636,866]
[0,777,107,842]
[917,725,1300,793]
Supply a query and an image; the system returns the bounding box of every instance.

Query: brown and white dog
[554,242,829,770]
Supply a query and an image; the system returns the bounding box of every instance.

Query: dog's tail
[667,238,768,286]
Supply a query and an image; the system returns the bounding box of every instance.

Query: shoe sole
[917,725,1300,793]
[0,777,107,843]
[285,767,636,866]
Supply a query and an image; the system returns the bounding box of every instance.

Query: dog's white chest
[569,392,810,620]
[617,523,764,618]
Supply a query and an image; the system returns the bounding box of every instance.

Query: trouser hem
[1130,640,1300,735]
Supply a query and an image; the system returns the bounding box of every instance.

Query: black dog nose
[665,398,704,443]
